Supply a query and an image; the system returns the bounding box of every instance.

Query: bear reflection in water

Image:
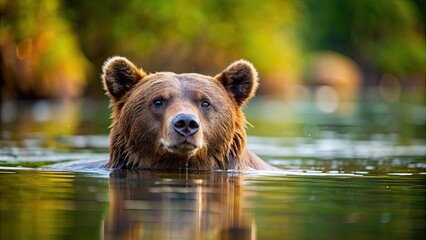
[105,170,254,240]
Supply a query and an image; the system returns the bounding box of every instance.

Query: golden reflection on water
[1,167,425,239]
[105,170,254,240]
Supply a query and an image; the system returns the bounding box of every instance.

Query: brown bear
[102,56,277,170]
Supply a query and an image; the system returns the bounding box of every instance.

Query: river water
[0,99,425,239]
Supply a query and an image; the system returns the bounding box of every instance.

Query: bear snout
[172,114,200,137]
[159,113,203,157]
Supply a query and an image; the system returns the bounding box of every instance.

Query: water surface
[0,99,425,239]
[0,167,424,240]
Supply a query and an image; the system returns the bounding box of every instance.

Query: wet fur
[102,56,276,170]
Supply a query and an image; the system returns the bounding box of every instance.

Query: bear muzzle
[160,113,203,157]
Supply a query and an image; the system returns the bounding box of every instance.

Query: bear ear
[102,56,147,102]
[215,60,259,106]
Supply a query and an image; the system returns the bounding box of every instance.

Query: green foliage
[302,0,425,77]
[1,0,424,99]
[0,0,90,99]
[64,0,303,74]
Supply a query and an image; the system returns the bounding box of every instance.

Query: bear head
[102,56,258,170]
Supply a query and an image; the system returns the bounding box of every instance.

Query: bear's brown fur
[102,56,277,170]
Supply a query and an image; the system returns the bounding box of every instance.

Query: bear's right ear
[102,56,147,102]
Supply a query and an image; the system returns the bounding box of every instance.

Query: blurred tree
[301,0,425,85]
[63,0,304,98]
[0,0,91,101]
[1,0,424,101]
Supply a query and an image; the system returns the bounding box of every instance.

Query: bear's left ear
[215,60,259,106]
[102,56,147,102]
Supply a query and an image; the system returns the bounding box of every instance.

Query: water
[0,168,424,239]
[1,99,425,239]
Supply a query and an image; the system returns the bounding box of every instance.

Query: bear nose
[172,114,200,137]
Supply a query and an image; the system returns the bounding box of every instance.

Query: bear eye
[201,100,211,109]
[153,98,164,107]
